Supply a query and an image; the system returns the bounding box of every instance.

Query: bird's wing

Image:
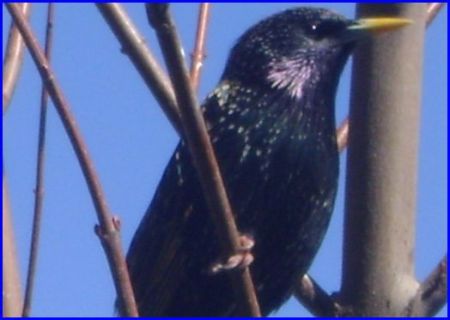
[127,123,248,315]
[125,140,213,315]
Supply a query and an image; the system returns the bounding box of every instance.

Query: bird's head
[223,7,410,100]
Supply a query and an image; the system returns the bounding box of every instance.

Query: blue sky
[2,3,447,317]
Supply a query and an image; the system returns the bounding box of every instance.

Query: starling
[123,7,409,317]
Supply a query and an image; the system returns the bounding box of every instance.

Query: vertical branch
[190,3,211,92]
[146,4,261,316]
[2,176,23,317]
[5,4,138,316]
[341,4,427,315]
[22,4,54,317]
[3,3,31,317]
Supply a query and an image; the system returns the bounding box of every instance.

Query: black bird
[123,7,409,317]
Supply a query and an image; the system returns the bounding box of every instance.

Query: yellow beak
[349,17,412,34]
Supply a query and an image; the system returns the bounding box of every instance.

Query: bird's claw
[209,234,255,274]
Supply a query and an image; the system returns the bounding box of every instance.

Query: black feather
[124,7,357,316]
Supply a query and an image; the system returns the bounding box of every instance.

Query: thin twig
[426,3,445,26]
[146,4,261,316]
[5,4,138,317]
[336,3,445,152]
[404,255,447,316]
[294,274,341,317]
[96,3,182,136]
[190,3,211,92]
[3,3,31,111]
[22,4,54,317]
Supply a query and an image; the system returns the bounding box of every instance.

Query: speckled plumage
[125,7,358,316]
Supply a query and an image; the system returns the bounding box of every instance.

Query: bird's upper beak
[342,17,412,42]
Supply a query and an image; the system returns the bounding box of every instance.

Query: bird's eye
[308,21,342,39]
[308,21,320,33]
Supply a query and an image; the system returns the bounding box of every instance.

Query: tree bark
[2,175,23,317]
[341,3,427,316]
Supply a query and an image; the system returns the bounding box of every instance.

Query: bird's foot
[209,234,255,274]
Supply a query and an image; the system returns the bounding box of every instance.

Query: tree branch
[190,3,211,92]
[5,4,138,317]
[426,3,445,26]
[3,3,31,317]
[146,4,261,316]
[404,255,447,316]
[2,176,23,317]
[293,274,342,317]
[3,3,31,111]
[22,4,54,317]
[341,4,426,315]
[337,118,349,152]
[96,3,182,136]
